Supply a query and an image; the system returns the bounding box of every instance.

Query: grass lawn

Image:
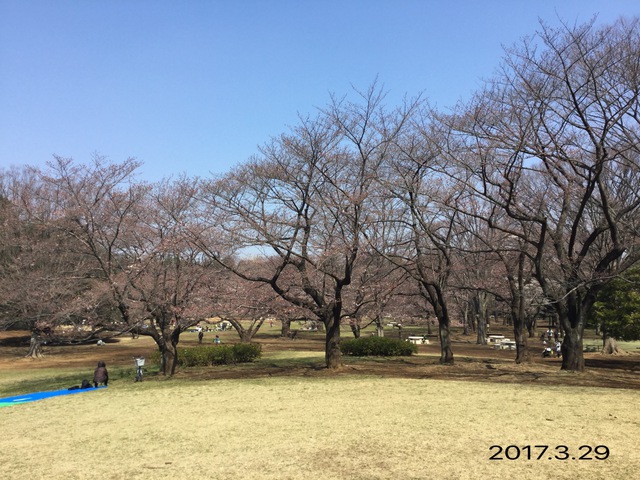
[1,372,639,479]
[1,327,639,479]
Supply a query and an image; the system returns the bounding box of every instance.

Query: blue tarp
[0,386,107,407]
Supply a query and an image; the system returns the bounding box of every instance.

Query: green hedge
[179,343,262,367]
[341,336,417,357]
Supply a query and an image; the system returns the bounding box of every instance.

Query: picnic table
[407,336,429,345]
[487,335,505,345]
[499,340,517,350]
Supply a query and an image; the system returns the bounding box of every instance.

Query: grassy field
[1,373,638,479]
[1,327,639,479]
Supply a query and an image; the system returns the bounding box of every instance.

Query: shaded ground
[1,327,639,390]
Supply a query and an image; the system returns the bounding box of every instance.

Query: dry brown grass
[1,376,639,479]
[1,328,639,479]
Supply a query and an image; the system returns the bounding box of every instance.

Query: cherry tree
[450,18,640,371]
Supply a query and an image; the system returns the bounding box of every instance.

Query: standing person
[198,330,204,344]
[555,341,562,358]
[93,360,109,388]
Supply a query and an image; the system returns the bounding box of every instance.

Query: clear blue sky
[1,1,638,181]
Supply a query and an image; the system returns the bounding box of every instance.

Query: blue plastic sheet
[0,386,107,407]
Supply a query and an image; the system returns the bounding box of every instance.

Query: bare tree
[0,166,111,356]
[209,262,305,342]
[196,84,419,369]
[41,157,212,375]
[124,178,215,375]
[379,108,462,364]
[450,18,640,371]
[345,252,410,338]
[448,198,541,363]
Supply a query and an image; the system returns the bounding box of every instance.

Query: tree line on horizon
[1,17,639,375]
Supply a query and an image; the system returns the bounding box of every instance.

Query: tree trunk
[376,321,384,337]
[476,315,487,345]
[469,312,476,333]
[601,337,625,355]
[157,328,181,376]
[513,317,530,364]
[462,310,469,336]
[427,285,454,365]
[324,313,342,369]
[228,317,265,343]
[560,327,584,372]
[512,288,531,363]
[350,321,361,339]
[280,319,291,338]
[26,334,44,358]
[474,292,491,345]
[525,316,536,338]
[438,318,454,364]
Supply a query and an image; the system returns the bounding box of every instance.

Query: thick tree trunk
[376,321,384,337]
[561,327,584,372]
[601,337,625,355]
[157,328,181,376]
[26,334,44,358]
[476,315,487,345]
[438,318,454,364]
[280,319,291,338]
[427,285,454,365]
[324,314,342,369]
[474,292,491,345]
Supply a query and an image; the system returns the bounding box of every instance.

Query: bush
[179,343,262,367]
[232,343,263,363]
[209,345,235,365]
[341,336,417,357]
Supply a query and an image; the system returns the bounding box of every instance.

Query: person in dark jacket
[93,360,109,387]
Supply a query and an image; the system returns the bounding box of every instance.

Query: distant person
[93,360,109,388]
[555,341,562,358]
[214,335,221,344]
[198,330,204,344]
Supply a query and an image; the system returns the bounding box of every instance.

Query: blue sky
[1,1,638,181]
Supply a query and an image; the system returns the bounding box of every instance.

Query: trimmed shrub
[232,343,262,363]
[209,345,235,365]
[178,343,262,367]
[341,336,417,357]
